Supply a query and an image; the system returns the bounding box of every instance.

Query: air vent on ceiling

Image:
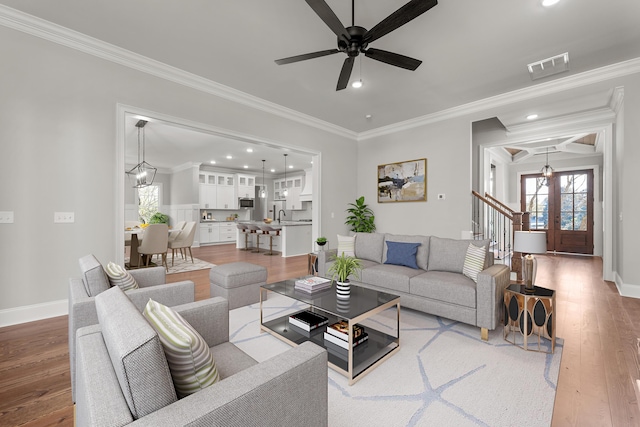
[527,52,569,81]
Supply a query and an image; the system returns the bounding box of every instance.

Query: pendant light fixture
[282,154,289,198]
[126,120,157,188]
[260,159,267,198]
[541,147,554,185]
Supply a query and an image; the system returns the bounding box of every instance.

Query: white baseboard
[615,272,640,299]
[0,299,68,328]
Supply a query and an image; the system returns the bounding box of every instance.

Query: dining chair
[168,221,197,265]
[137,223,169,271]
[168,220,186,243]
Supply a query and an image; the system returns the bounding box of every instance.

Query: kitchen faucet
[278,209,286,224]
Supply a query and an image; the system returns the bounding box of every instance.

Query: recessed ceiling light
[243,165,249,169]
[210,160,216,164]
[246,148,253,153]
[365,114,372,120]
[270,168,275,173]
[288,165,293,169]
[526,114,539,120]
[542,0,560,7]
[226,155,232,159]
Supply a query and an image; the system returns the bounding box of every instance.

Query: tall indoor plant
[345,196,376,233]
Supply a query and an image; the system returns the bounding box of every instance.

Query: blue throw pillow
[384,241,421,269]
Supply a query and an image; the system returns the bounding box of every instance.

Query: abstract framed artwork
[377,158,427,203]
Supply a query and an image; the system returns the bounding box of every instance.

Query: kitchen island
[236,221,312,257]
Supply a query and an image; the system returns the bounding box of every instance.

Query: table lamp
[513,231,547,293]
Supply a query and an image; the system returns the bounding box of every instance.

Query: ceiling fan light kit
[275,0,438,91]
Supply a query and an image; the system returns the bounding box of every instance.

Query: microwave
[239,198,254,208]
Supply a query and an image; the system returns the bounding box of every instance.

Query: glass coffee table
[260,278,400,385]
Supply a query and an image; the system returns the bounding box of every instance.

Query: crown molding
[171,162,201,173]
[0,5,357,141]
[359,57,640,141]
[2,4,638,143]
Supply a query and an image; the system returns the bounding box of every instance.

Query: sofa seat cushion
[428,237,490,274]
[383,234,430,270]
[210,341,258,380]
[354,232,385,263]
[95,286,177,419]
[360,264,424,294]
[410,271,477,308]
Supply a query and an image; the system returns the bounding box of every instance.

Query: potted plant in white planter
[327,253,362,299]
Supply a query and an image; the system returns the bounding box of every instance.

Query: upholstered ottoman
[209,262,267,309]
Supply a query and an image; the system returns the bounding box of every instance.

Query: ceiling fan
[275,0,438,91]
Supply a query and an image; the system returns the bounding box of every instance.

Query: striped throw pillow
[462,243,486,283]
[105,262,139,291]
[143,299,220,398]
[337,234,355,257]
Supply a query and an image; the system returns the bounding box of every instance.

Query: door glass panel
[559,173,588,231]
[524,177,549,230]
[574,174,587,193]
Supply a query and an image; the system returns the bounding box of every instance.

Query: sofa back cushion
[79,254,110,297]
[428,237,490,274]
[354,232,385,263]
[383,234,430,270]
[95,286,177,419]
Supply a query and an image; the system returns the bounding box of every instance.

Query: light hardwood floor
[0,246,638,426]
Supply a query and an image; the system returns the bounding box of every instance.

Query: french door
[521,169,593,254]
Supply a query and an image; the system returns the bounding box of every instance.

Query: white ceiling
[3,0,639,169]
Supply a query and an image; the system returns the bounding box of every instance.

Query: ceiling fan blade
[364,48,422,71]
[275,49,340,65]
[305,0,351,42]
[336,56,355,91]
[363,0,438,44]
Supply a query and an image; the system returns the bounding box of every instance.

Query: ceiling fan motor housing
[339,26,368,56]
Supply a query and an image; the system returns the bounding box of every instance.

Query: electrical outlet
[54,212,75,223]
[437,194,446,200]
[0,211,14,223]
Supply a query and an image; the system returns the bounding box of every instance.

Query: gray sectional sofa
[318,233,510,340]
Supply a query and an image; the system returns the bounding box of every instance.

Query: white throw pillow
[105,262,139,291]
[462,243,486,283]
[337,234,356,257]
[143,299,220,398]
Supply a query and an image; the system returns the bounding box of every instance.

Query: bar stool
[259,225,280,256]
[246,224,262,253]
[236,224,251,251]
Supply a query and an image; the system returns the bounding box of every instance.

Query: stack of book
[294,276,331,293]
[323,321,368,350]
[288,310,329,333]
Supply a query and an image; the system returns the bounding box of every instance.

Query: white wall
[356,74,640,297]
[0,26,356,321]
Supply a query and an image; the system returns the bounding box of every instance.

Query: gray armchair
[75,286,328,426]
[68,254,195,402]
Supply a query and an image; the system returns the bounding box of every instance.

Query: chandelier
[126,120,157,188]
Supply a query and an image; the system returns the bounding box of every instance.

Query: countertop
[238,220,312,227]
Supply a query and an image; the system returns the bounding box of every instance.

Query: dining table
[125,227,181,268]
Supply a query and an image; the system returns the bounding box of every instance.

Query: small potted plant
[316,237,327,250]
[327,253,362,299]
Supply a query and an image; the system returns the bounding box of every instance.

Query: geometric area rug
[229,293,563,427]
[125,256,215,275]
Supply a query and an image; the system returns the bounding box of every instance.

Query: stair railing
[471,191,527,279]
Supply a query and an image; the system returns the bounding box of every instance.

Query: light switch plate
[54,212,75,223]
[0,211,14,223]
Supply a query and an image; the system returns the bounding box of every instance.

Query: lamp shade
[514,231,547,254]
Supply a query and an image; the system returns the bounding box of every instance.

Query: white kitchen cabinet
[199,223,219,244]
[235,174,256,199]
[273,174,303,209]
[218,222,237,243]
[217,174,236,209]
[199,172,218,209]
